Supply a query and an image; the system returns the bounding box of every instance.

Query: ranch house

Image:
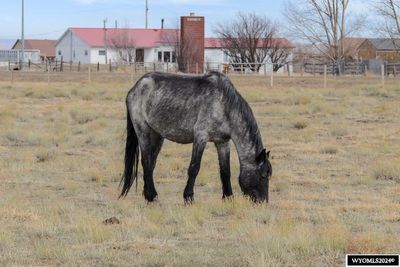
[55,14,294,74]
[55,28,178,65]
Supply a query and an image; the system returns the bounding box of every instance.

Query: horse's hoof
[222,194,234,201]
[183,194,194,205]
[143,191,158,202]
[146,197,158,204]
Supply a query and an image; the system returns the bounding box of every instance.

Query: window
[58,50,62,56]
[84,50,88,56]
[99,50,106,56]
[164,51,171,63]
[172,52,176,63]
[158,51,162,62]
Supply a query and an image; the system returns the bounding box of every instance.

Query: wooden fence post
[47,67,50,85]
[88,65,91,83]
[109,59,112,72]
[381,64,385,87]
[153,62,156,72]
[97,62,100,72]
[11,69,14,84]
[78,61,81,72]
[312,59,316,77]
[60,56,63,72]
[264,63,267,77]
[130,64,134,84]
[270,64,274,88]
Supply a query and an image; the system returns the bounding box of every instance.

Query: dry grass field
[0,74,399,266]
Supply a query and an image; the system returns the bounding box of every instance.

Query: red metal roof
[69,28,178,48]
[204,37,295,49]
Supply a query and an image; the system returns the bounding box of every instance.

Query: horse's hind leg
[183,135,207,203]
[137,124,164,202]
[215,141,233,199]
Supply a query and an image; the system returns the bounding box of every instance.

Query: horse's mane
[206,71,263,153]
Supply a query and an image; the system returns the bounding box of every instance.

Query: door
[135,49,144,63]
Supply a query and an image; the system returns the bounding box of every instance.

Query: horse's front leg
[183,135,207,204]
[215,141,233,199]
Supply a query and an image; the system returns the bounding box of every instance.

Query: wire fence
[1,60,399,88]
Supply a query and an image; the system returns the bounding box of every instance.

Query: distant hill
[0,39,16,49]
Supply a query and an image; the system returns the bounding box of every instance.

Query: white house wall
[56,31,91,64]
[205,47,294,74]
[205,49,226,64]
[205,49,227,71]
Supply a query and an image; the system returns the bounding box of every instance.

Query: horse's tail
[119,104,139,198]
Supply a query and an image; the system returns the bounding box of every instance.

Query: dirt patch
[102,217,121,225]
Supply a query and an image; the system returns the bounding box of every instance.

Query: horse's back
[127,72,231,144]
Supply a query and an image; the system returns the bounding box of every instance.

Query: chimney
[161,18,164,29]
[180,13,205,73]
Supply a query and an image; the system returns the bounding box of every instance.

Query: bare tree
[214,13,276,72]
[283,0,364,68]
[162,23,199,72]
[110,28,136,64]
[269,38,292,72]
[374,0,400,50]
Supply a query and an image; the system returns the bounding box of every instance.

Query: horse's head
[239,149,272,203]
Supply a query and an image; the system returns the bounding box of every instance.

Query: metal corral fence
[302,60,400,76]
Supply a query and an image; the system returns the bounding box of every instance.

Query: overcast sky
[0,0,369,41]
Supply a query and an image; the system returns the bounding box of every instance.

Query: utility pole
[21,0,25,70]
[103,18,108,64]
[145,0,149,29]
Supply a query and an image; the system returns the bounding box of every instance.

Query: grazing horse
[120,71,272,203]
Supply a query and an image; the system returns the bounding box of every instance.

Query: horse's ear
[266,150,270,159]
[256,149,267,163]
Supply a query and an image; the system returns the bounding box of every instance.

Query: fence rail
[1,69,399,90]
[4,60,400,76]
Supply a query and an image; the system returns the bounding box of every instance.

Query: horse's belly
[148,120,194,144]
